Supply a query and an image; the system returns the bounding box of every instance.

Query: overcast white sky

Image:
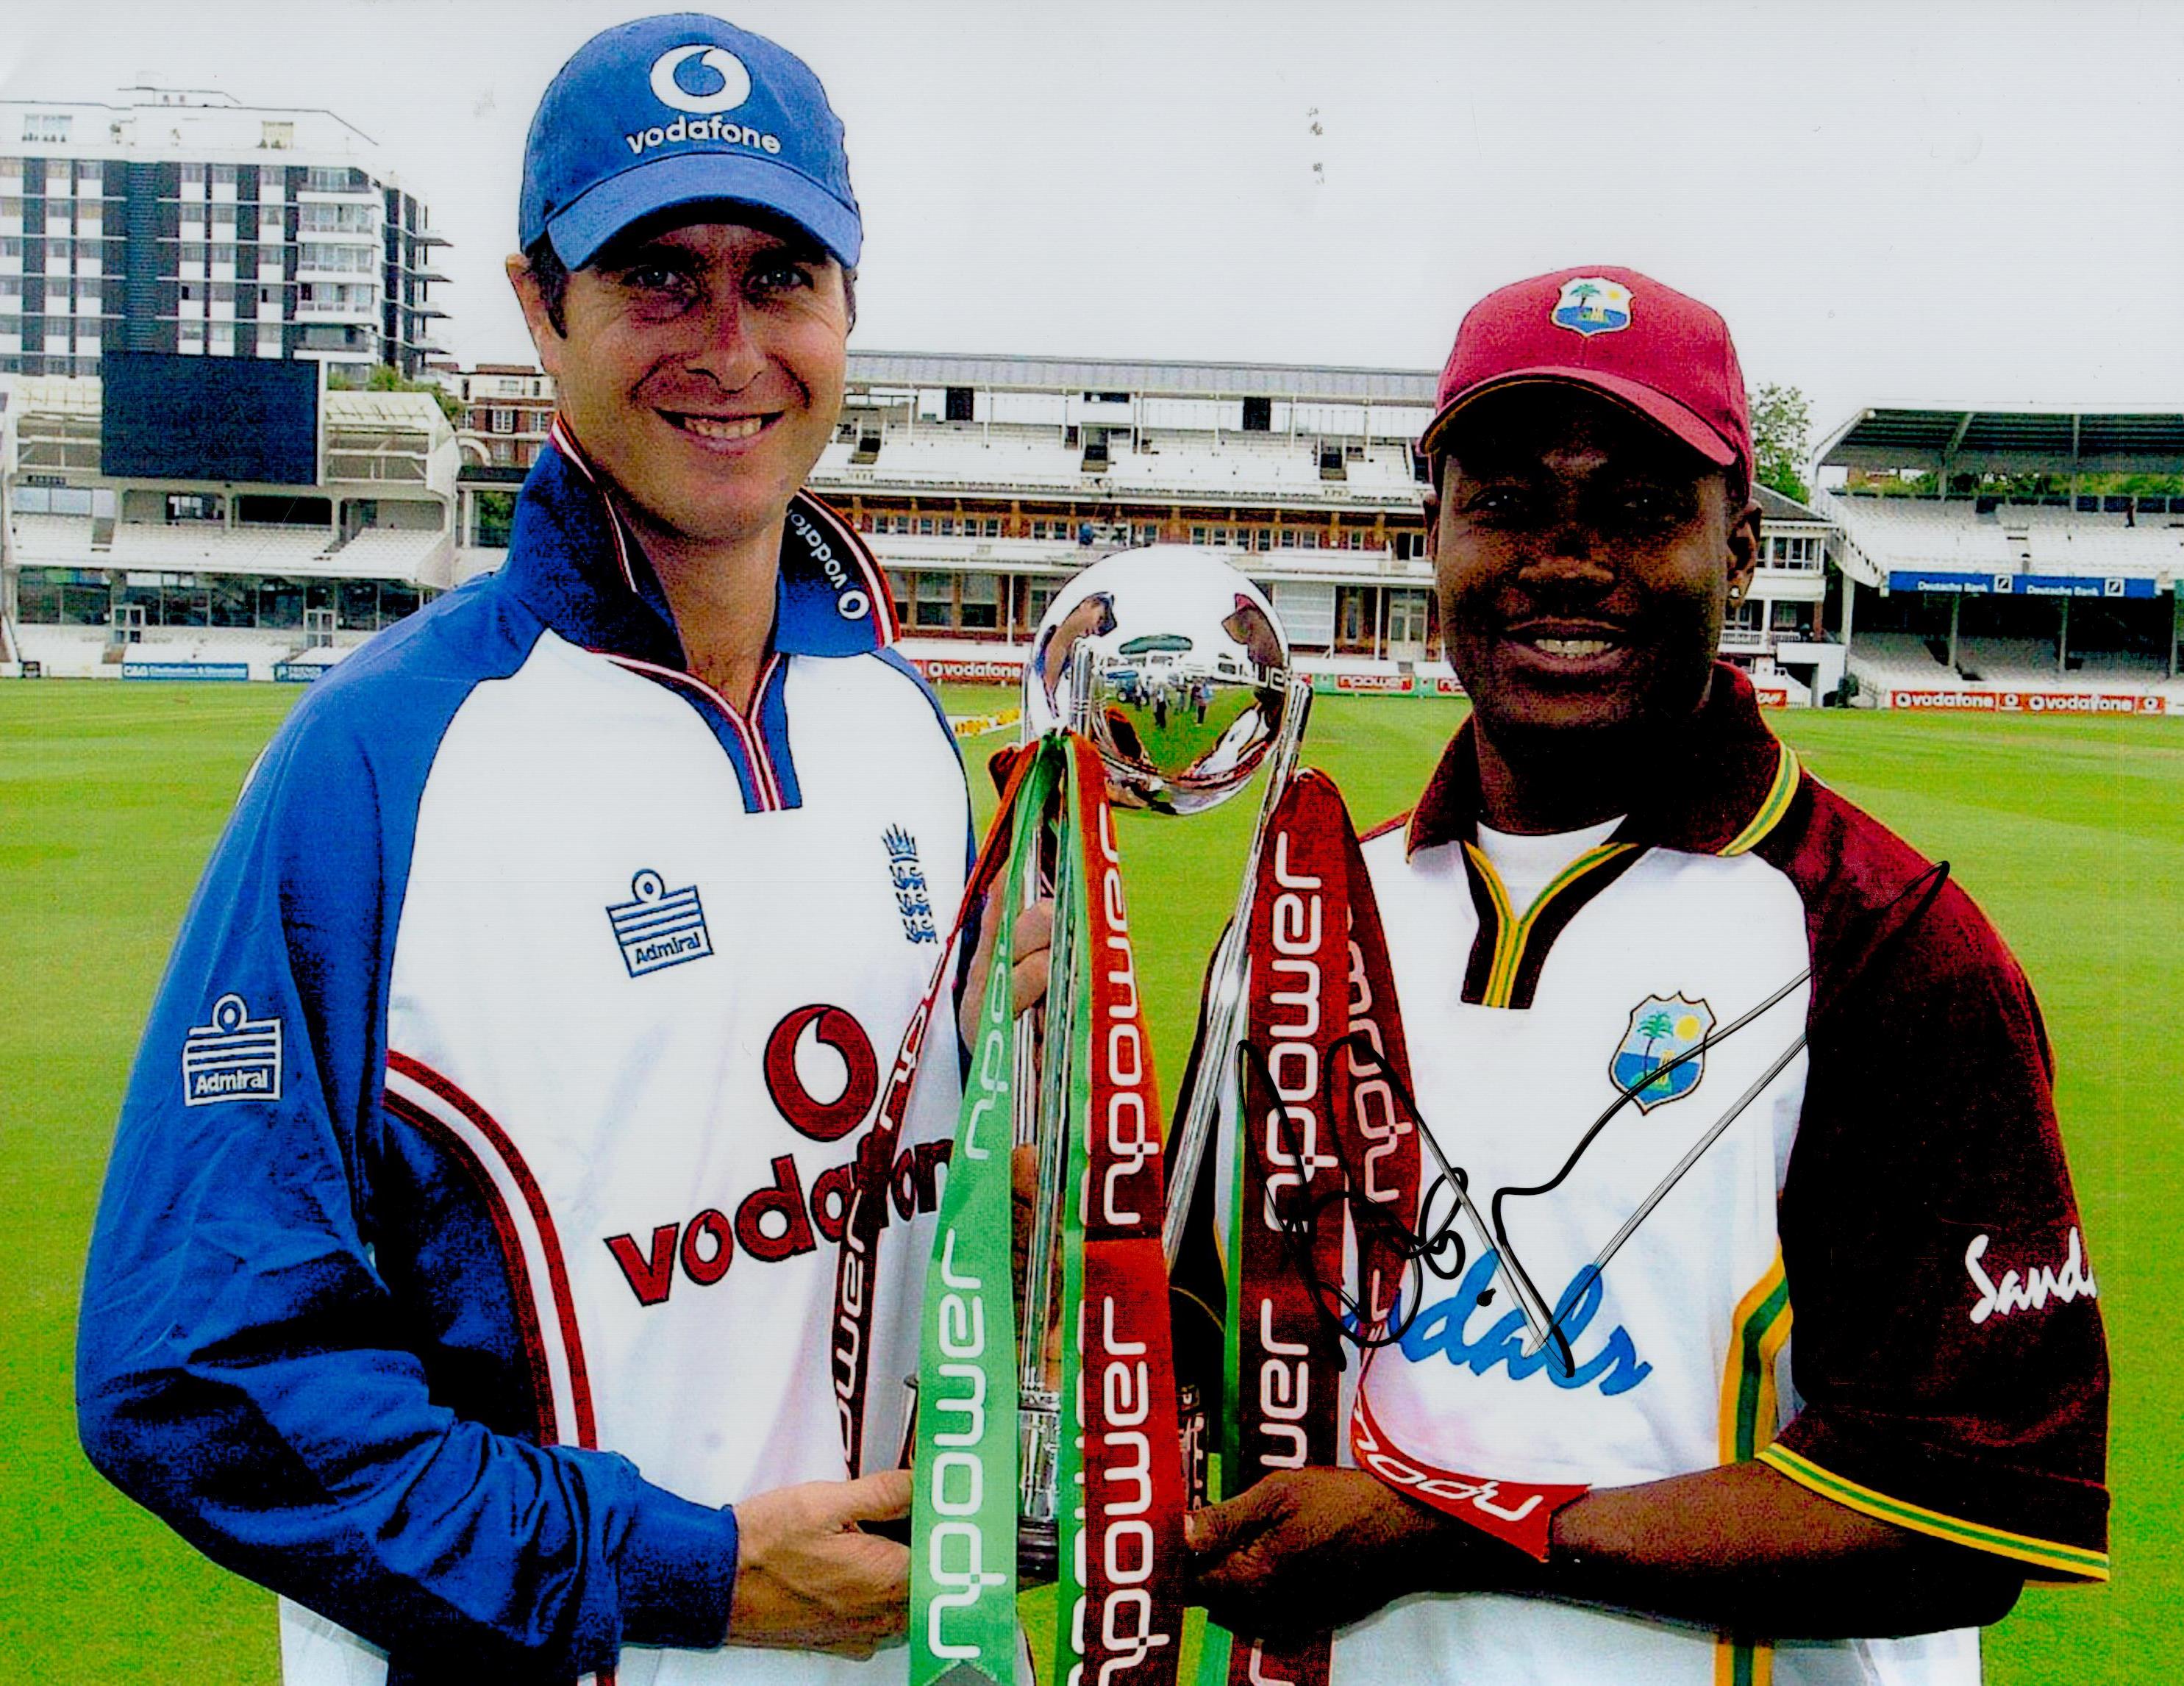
[4,0,2179,438]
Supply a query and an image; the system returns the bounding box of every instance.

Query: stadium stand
[1,364,457,679]
[1816,407,2184,712]
[435,349,1845,700]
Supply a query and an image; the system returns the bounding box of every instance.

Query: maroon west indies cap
[1419,265,1752,483]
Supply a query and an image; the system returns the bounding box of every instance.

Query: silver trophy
[1010,546,1311,1579]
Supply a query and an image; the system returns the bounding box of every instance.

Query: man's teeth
[1533,636,1613,657]
[677,414,766,441]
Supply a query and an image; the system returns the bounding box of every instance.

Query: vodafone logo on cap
[649,43,752,113]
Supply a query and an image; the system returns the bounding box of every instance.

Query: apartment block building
[0,85,447,385]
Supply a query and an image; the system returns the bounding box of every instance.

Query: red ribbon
[1223,771,1424,1686]
[1068,736,1189,1685]
[1349,1391,1588,1562]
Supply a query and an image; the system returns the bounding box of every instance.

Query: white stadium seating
[1830,494,2184,584]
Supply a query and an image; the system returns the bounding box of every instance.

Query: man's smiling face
[1430,386,1759,752]
[522,212,849,549]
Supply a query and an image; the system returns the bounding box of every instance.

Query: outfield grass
[3,681,2176,1680]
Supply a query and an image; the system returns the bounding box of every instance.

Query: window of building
[208,576,253,627]
[211,163,238,186]
[23,114,72,143]
[305,166,356,192]
[917,516,935,535]
[958,572,999,631]
[1335,587,1371,650]
[259,577,303,630]
[913,571,952,629]
[885,570,911,625]
[182,162,207,185]
[1299,531,1318,549]
[213,244,237,268]
[1279,529,1297,548]
[1190,525,1207,545]
[338,579,379,630]
[491,408,515,433]
[1241,396,1272,432]
[14,566,112,625]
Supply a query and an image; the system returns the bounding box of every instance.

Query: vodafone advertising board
[1889,688,2169,717]
[910,657,1027,684]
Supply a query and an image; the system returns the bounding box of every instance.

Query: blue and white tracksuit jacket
[76,436,970,1686]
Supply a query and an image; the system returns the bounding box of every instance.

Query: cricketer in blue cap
[508,12,874,717]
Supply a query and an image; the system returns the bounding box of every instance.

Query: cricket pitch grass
[4,681,2175,1681]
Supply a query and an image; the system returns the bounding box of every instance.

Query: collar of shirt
[1405,663,1796,859]
[496,417,900,670]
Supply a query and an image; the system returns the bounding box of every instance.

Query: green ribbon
[910,739,1056,1685]
[1048,743,1094,1685]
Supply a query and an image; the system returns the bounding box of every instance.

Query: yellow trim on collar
[1463,840,1638,1009]
[1718,744,1802,857]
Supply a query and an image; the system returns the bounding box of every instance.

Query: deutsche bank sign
[1888,570,2159,600]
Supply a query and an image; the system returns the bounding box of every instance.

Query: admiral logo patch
[883,826,938,945]
[1552,276,1633,337]
[607,870,714,976]
[182,993,282,1107]
[1610,993,1714,1111]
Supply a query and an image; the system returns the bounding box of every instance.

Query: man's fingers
[1013,900,1054,954]
[1188,1478,1287,1565]
[835,1467,913,1524]
[1010,951,1048,1016]
[1008,899,1053,1016]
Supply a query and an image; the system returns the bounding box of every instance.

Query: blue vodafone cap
[519,12,860,271]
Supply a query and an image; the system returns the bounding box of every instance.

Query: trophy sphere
[1022,546,1291,816]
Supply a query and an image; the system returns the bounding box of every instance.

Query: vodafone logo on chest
[602,1004,949,1305]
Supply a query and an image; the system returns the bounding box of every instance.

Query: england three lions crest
[882,826,938,945]
[1611,993,1714,1112]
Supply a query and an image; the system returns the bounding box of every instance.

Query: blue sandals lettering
[1397,1251,1652,1396]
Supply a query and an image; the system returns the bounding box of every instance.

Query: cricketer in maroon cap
[1182,268,2108,1678]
